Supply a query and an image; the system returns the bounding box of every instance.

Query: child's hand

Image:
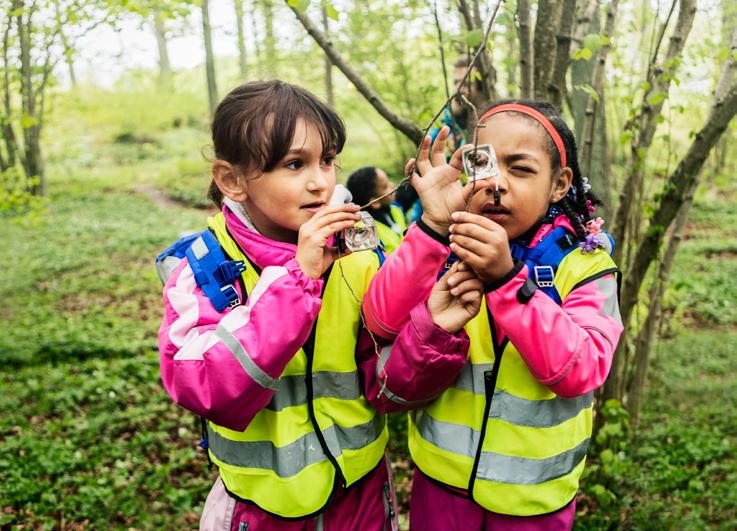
[296,204,361,279]
[405,127,481,236]
[427,261,483,333]
[449,211,515,284]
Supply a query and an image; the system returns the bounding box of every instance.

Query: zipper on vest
[467,309,507,496]
[302,267,347,489]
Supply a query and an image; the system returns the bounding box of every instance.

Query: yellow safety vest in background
[409,246,618,516]
[204,213,389,518]
[375,204,407,254]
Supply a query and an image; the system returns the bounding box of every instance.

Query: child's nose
[307,167,329,191]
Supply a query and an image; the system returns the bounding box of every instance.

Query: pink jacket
[363,217,623,398]
[157,206,471,433]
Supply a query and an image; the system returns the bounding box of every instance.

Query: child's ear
[212,160,248,202]
[550,167,573,203]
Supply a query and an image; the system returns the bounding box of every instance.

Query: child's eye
[321,155,335,166]
[511,166,534,174]
[284,159,304,170]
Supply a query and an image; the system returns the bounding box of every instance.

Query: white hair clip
[581,176,592,193]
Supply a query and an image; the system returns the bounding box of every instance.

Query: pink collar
[222,206,297,269]
[527,214,576,249]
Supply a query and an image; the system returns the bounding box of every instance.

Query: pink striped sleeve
[158,257,323,431]
[487,266,623,398]
[363,222,450,339]
[359,302,470,413]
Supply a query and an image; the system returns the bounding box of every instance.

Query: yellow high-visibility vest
[375,204,407,254]
[409,245,618,516]
[204,213,388,518]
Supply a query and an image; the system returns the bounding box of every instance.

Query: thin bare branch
[286,2,423,144]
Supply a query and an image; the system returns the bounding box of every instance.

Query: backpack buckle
[220,284,241,308]
[533,265,555,288]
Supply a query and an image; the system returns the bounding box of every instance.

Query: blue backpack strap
[184,230,247,312]
[372,247,386,268]
[510,227,579,305]
[155,231,205,284]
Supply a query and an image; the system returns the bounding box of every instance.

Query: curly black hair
[480,99,601,241]
[346,166,379,207]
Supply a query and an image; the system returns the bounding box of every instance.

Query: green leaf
[573,83,599,103]
[646,90,666,106]
[324,2,338,20]
[465,29,484,48]
[573,48,593,61]
[288,0,310,11]
[582,33,604,54]
[20,114,38,129]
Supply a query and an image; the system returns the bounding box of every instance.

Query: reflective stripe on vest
[204,213,388,518]
[409,244,618,517]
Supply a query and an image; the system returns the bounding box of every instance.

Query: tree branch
[612,0,696,262]
[516,0,533,98]
[547,0,578,109]
[286,2,423,144]
[533,0,565,100]
[603,76,737,402]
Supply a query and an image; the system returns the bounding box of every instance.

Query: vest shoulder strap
[155,229,247,313]
[510,227,579,305]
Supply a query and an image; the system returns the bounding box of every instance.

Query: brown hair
[207,80,346,207]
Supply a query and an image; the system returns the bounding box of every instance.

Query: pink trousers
[409,468,575,531]
[200,454,398,531]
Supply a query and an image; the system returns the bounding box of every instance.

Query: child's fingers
[446,268,478,288]
[460,290,481,305]
[449,221,496,245]
[449,234,489,258]
[449,278,483,297]
[430,126,449,166]
[320,219,362,238]
[451,211,504,232]
[449,144,472,172]
[311,210,362,230]
[416,135,433,176]
[449,243,486,272]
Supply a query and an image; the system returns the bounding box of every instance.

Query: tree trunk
[579,0,618,182]
[262,0,276,72]
[16,0,44,195]
[286,2,422,144]
[570,0,600,140]
[2,10,18,168]
[153,12,172,88]
[516,0,533,98]
[533,0,564,100]
[602,61,737,403]
[321,5,334,108]
[547,0,578,109]
[234,0,247,81]
[456,0,497,101]
[626,194,693,425]
[611,0,696,264]
[201,0,219,115]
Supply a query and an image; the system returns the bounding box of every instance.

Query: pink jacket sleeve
[487,265,623,398]
[363,222,450,339]
[158,257,323,431]
[358,302,470,413]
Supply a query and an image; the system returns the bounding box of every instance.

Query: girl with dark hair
[362,100,622,529]
[156,80,482,529]
[346,167,407,253]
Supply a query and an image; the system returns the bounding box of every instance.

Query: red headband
[478,104,567,168]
